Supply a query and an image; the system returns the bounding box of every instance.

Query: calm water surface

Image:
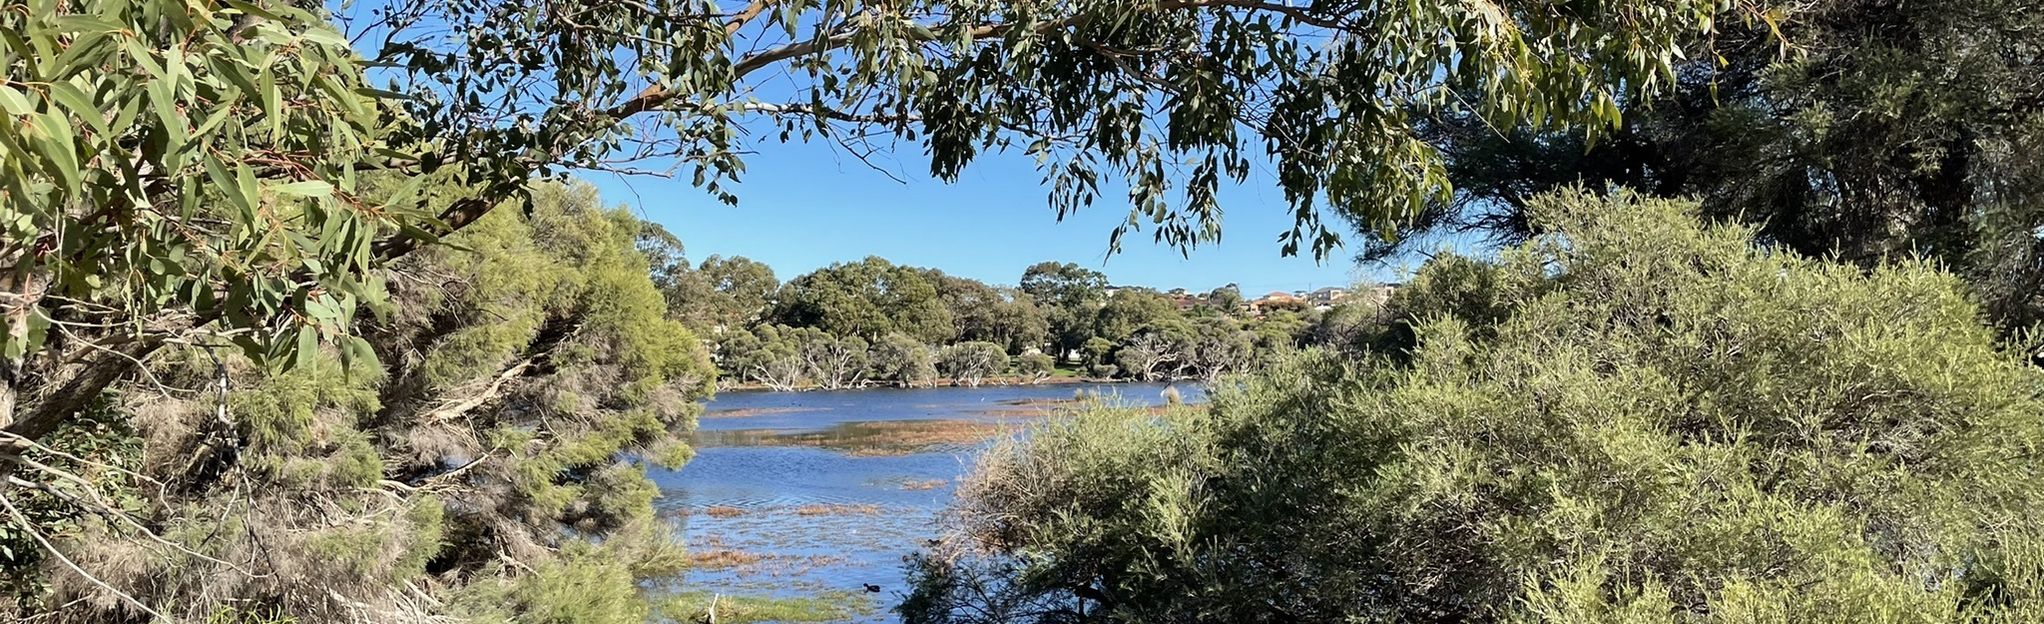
[647,382,1198,622]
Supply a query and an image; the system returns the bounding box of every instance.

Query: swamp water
[648,382,1197,622]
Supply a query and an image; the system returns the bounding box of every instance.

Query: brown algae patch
[694,419,1017,455]
[689,548,767,569]
[698,505,747,518]
[689,535,848,576]
[899,479,946,490]
[997,397,1080,406]
[702,406,829,419]
[791,503,881,516]
[971,396,1105,418]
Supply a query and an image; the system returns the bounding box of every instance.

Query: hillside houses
[1246,284,1401,316]
[1104,282,1401,317]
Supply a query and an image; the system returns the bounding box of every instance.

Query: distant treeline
[633,240,1385,389]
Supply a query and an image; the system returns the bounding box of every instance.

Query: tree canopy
[0,0,1761,442]
[773,256,954,343]
[1399,0,2044,331]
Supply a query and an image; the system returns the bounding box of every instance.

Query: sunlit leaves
[362,0,1749,266]
[0,0,404,371]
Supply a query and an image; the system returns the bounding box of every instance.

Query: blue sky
[582,139,1410,294]
[331,2,1421,294]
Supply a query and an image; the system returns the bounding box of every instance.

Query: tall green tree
[931,272,1050,353]
[1094,289,1183,343]
[774,257,954,343]
[937,341,1009,387]
[1202,285,1245,314]
[1021,262,1109,359]
[657,253,781,332]
[1019,262,1109,310]
[1400,0,2044,331]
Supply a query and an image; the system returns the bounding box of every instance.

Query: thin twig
[0,491,167,620]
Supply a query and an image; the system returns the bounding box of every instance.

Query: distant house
[1306,287,1349,306]
[1353,283,1400,307]
[1249,291,1308,315]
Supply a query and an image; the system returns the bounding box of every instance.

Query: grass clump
[655,592,873,624]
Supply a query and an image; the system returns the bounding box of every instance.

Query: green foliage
[1080,337,1116,368]
[1023,262,1108,359]
[1019,262,1108,310]
[0,0,1783,620]
[1202,285,1244,313]
[0,400,142,604]
[1414,0,2044,332]
[452,528,686,624]
[1094,289,1183,343]
[1014,352,1056,381]
[3,180,714,621]
[910,190,2044,623]
[938,341,1009,387]
[654,591,875,624]
[0,0,406,371]
[775,257,955,343]
[652,250,781,333]
[231,360,383,488]
[871,333,942,388]
[933,273,1049,354]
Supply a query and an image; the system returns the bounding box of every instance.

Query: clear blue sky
[581,139,1407,295]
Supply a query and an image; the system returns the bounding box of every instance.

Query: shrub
[871,333,940,387]
[1014,353,1056,383]
[938,342,1008,387]
[906,190,2044,623]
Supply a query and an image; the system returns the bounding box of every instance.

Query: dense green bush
[5,181,714,622]
[905,190,2044,623]
[1015,353,1058,382]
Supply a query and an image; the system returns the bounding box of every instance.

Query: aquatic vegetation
[703,407,831,420]
[697,420,1017,456]
[655,592,874,624]
[688,549,766,570]
[699,506,748,518]
[791,504,883,517]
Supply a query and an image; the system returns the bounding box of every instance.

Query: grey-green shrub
[905,190,2044,623]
